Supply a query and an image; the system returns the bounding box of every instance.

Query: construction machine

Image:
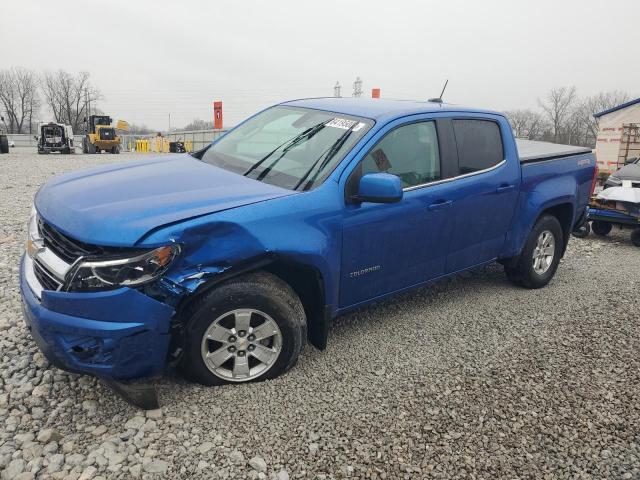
[82,115,121,154]
[37,122,75,154]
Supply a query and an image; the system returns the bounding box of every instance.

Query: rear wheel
[592,221,612,236]
[631,229,640,247]
[179,271,307,386]
[111,145,120,154]
[572,222,591,239]
[505,214,563,289]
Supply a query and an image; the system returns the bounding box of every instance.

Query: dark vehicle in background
[37,122,75,154]
[0,116,9,154]
[605,156,640,188]
[169,141,186,153]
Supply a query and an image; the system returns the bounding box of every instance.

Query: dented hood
[35,155,293,246]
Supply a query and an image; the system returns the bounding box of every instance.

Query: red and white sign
[213,101,223,130]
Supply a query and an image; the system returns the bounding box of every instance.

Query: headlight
[26,205,42,258]
[66,245,179,291]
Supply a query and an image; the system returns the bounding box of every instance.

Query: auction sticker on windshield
[326,118,366,131]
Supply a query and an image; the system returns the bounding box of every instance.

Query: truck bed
[516,139,592,163]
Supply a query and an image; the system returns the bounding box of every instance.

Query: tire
[111,145,120,154]
[86,137,96,154]
[0,135,8,154]
[592,221,612,236]
[179,271,307,386]
[505,214,563,289]
[631,229,640,248]
[572,222,591,239]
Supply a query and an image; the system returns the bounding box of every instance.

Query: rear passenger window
[453,120,504,174]
[360,121,440,188]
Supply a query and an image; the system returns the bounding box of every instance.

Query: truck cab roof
[280,97,503,123]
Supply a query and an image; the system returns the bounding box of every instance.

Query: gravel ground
[1,152,639,480]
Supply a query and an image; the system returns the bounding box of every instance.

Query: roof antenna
[429,79,448,103]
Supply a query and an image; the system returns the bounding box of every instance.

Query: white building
[594,98,640,174]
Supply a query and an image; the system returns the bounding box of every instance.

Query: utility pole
[84,89,91,133]
[168,113,171,132]
[333,81,342,98]
[352,76,363,97]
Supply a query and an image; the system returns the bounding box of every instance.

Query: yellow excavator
[82,115,128,154]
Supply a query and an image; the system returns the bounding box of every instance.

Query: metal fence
[162,129,228,151]
[6,133,86,148]
[6,129,228,153]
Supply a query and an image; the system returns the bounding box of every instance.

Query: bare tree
[128,123,153,134]
[505,109,547,140]
[42,70,101,132]
[0,68,40,133]
[179,119,214,131]
[538,86,577,143]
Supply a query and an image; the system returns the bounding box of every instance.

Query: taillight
[590,164,599,197]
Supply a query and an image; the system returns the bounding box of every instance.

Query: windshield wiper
[243,121,327,179]
[293,125,356,191]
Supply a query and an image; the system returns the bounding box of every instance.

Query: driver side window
[360,121,441,188]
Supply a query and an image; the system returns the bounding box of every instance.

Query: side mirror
[354,173,403,204]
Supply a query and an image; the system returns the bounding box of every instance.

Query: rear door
[444,117,520,273]
[340,117,459,307]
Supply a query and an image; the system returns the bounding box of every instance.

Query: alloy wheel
[200,309,283,382]
[532,230,555,275]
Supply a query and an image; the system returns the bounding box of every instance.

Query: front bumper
[94,140,120,148]
[39,145,71,153]
[19,254,175,380]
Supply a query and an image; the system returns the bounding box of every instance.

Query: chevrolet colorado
[20,98,596,402]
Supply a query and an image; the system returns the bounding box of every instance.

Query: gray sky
[2,0,639,129]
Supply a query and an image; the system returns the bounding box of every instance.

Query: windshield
[200,106,373,190]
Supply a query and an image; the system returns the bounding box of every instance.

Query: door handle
[496,184,515,194]
[427,200,453,211]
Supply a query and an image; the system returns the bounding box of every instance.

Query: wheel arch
[539,202,574,255]
[174,254,330,353]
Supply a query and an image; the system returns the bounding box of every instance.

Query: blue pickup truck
[21,98,596,403]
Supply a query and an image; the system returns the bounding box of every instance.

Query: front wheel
[179,271,307,386]
[505,214,563,289]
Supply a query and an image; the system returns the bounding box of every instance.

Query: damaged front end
[20,212,182,409]
[20,210,275,408]
[20,256,174,408]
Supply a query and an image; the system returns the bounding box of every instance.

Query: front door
[340,119,456,307]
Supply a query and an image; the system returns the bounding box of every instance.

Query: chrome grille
[33,260,63,291]
[38,219,101,264]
